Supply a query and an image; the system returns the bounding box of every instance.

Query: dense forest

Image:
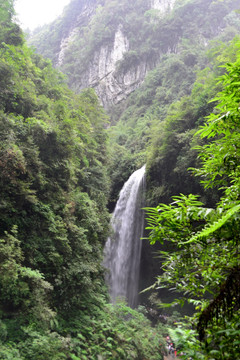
[30,0,240,206]
[0,0,239,359]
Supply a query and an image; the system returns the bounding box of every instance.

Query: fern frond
[182,203,240,244]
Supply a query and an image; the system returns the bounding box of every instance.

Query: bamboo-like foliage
[145,40,240,359]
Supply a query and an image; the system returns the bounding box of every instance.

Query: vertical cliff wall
[30,0,178,108]
[30,0,239,109]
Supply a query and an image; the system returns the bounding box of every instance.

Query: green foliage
[28,0,240,207]
[0,302,165,360]
[145,194,212,245]
[168,323,205,360]
[0,0,23,47]
[107,17,240,206]
[146,37,240,206]
[64,302,164,360]
[15,327,66,360]
[30,0,240,85]
[2,1,240,359]
[145,40,240,359]
[0,226,54,323]
[0,3,115,358]
[0,345,23,360]
[0,2,169,360]
[0,34,110,315]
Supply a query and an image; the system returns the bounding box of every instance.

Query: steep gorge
[29,0,240,303]
[0,0,240,358]
[30,0,240,109]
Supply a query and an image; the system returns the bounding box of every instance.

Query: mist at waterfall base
[103,165,146,308]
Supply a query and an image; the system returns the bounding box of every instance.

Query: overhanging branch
[197,267,240,341]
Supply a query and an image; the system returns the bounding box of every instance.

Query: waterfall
[103,165,146,308]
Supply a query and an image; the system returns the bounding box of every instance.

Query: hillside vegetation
[0,1,166,359]
[29,0,240,205]
[105,0,240,205]
[0,0,239,358]
[145,40,240,359]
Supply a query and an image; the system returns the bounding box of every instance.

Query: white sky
[15,0,71,30]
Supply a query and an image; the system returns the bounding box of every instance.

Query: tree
[0,0,110,333]
[0,0,23,46]
[145,39,240,359]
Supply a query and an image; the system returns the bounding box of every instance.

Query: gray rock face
[76,25,130,107]
[56,0,176,108]
[31,0,236,109]
[57,1,99,67]
[73,25,158,108]
[57,21,156,108]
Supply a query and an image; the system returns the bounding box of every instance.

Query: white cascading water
[103,165,146,308]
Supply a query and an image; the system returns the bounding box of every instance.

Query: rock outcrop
[54,0,176,108]
[30,0,237,109]
[72,25,159,108]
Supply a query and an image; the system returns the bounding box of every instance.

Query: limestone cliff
[57,0,100,67]
[30,0,239,109]
[71,24,158,108]
[52,0,177,107]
